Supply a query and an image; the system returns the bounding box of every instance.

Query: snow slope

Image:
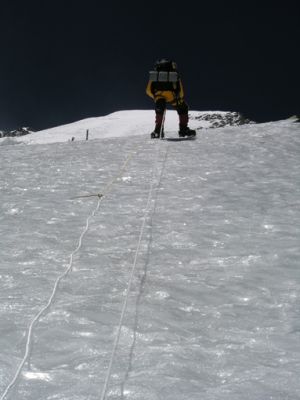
[0,112,299,400]
[0,110,244,145]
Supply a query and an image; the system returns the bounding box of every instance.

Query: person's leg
[151,98,166,137]
[176,99,189,130]
[176,99,196,137]
[154,98,166,131]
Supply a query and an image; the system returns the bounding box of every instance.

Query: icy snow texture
[0,111,300,400]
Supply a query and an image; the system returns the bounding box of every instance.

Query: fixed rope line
[100,139,166,400]
[0,199,102,400]
[0,149,137,400]
[71,148,136,200]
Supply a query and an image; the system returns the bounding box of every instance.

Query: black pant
[155,98,189,128]
[155,98,189,115]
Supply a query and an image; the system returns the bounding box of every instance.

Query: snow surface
[0,110,229,145]
[0,111,300,400]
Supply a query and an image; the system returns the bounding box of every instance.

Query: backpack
[154,59,177,72]
[149,59,179,83]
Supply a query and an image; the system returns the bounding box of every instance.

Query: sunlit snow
[0,111,299,400]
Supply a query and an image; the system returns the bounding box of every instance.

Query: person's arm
[178,80,184,98]
[146,81,154,99]
[173,79,184,99]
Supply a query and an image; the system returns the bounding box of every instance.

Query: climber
[146,58,196,138]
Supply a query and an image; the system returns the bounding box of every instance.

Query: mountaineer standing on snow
[146,58,196,139]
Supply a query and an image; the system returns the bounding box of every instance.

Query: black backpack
[154,59,177,72]
[149,58,179,84]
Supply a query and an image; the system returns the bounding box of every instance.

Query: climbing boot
[178,126,196,137]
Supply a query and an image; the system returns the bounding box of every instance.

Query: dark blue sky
[0,1,299,130]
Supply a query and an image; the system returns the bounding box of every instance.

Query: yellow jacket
[146,79,184,105]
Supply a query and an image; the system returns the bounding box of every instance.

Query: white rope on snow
[0,198,102,400]
[0,149,136,400]
[100,138,168,400]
